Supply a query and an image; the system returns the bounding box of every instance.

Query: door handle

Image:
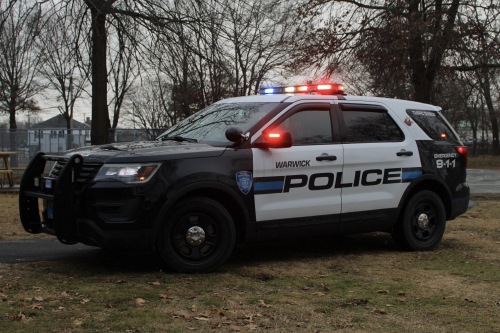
[316,155,337,161]
[396,151,413,156]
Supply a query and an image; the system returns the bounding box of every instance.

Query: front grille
[50,161,102,188]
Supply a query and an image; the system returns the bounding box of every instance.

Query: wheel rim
[171,212,221,261]
[411,202,438,241]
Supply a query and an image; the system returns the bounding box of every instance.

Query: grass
[469,155,500,169]
[0,195,499,332]
[0,194,50,241]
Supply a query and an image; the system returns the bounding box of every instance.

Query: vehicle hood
[63,141,226,163]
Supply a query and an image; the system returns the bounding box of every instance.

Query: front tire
[157,197,236,273]
[392,190,446,251]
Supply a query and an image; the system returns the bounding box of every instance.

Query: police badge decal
[236,171,253,195]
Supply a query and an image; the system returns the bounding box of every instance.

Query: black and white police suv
[19,83,469,273]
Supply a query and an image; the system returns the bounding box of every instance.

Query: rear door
[252,102,344,239]
[336,102,421,232]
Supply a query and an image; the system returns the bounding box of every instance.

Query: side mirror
[225,126,243,142]
[253,132,292,149]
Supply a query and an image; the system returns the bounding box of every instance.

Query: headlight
[94,163,161,184]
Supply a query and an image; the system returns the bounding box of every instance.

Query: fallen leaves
[148,282,161,286]
[34,297,43,302]
[135,298,146,307]
[346,298,369,306]
[312,292,325,296]
[194,316,209,321]
[464,298,476,303]
[191,305,198,312]
[376,290,390,294]
[398,291,405,295]
[12,312,27,322]
[22,302,42,310]
[159,294,173,299]
[210,322,222,329]
[372,308,388,314]
[258,300,272,308]
[302,287,312,290]
[322,282,331,291]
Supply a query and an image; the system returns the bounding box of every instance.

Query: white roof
[215,94,440,114]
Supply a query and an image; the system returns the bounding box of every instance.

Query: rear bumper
[449,196,469,220]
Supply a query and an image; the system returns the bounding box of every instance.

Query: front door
[252,102,344,239]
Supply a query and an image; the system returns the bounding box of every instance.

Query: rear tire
[157,197,236,273]
[392,190,446,251]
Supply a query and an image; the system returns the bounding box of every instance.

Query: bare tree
[221,0,296,96]
[73,0,211,145]
[126,75,179,138]
[39,5,89,132]
[0,1,46,163]
[292,0,500,104]
[107,14,140,132]
[451,3,500,154]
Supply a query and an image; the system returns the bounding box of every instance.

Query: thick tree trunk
[412,77,434,104]
[90,5,111,145]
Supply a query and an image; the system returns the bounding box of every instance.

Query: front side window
[272,110,332,145]
[342,110,403,143]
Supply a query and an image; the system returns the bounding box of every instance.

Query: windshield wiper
[159,135,198,143]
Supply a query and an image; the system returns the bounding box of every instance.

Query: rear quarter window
[407,110,460,144]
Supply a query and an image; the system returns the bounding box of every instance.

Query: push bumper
[19,152,84,244]
[19,152,158,251]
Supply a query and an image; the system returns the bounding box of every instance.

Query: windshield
[157,102,279,144]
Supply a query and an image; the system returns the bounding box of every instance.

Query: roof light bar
[259,83,345,95]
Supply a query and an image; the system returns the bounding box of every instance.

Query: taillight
[455,146,468,168]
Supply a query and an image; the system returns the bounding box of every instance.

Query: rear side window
[341,107,404,143]
[407,110,459,143]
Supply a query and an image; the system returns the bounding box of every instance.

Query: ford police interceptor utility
[19,83,469,273]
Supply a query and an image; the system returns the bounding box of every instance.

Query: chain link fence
[0,128,167,175]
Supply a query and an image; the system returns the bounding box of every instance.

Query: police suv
[19,83,469,273]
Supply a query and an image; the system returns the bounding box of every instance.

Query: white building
[29,115,91,154]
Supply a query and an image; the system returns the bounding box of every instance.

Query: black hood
[63,141,226,164]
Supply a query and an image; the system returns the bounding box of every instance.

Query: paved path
[0,238,103,264]
[467,169,500,194]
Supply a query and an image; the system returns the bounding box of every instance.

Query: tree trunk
[479,71,500,155]
[90,5,110,145]
[472,127,477,157]
[9,90,18,167]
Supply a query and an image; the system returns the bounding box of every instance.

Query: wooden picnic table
[0,151,26,187]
